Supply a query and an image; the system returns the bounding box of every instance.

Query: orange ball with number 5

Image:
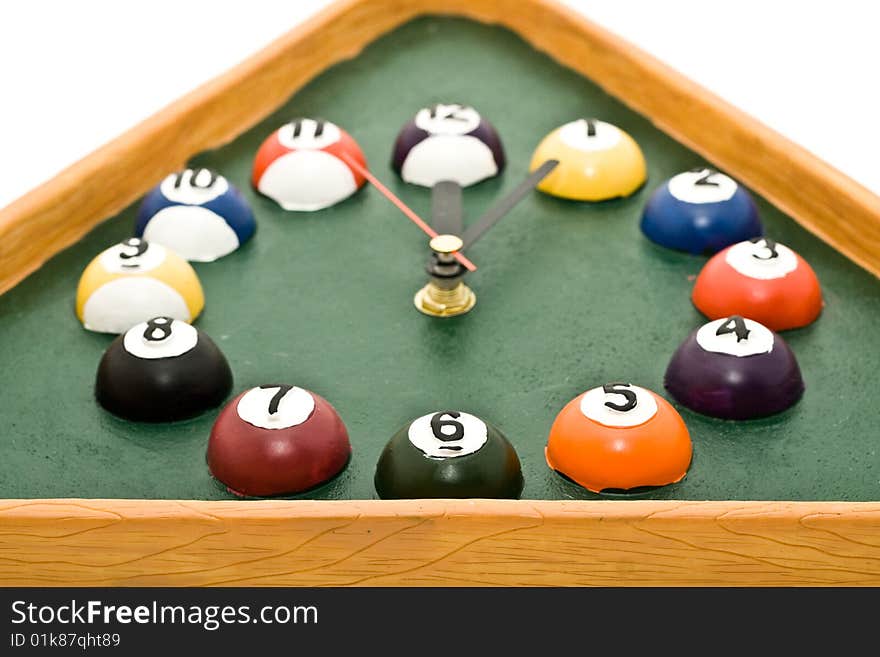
[546,384,692,493]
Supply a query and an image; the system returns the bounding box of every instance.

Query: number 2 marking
[602,383,638,412]
[750,236,779,260]
[691,167,720,187]
[143,317,172,342]
[259,384,293,415]
[716,315,751,342]
[430,411,465,450]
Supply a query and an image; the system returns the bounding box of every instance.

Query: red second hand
[339,153,477,272]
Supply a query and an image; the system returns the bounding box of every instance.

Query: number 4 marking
[716,315,751,342]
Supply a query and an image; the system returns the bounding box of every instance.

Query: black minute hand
[460,159,558,249]
[431,180,463,236]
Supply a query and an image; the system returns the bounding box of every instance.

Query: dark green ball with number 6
[374,410,523,499]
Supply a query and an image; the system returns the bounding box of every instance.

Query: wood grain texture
[0,0,879,298]
[1,499,879,586]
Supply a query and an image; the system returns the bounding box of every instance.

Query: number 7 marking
[259,384,293,415]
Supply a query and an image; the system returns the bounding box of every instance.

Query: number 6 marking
[430,411,465,450]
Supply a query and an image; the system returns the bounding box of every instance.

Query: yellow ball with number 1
[530,119,646,201]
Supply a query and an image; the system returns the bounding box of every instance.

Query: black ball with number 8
[95,316,233,422]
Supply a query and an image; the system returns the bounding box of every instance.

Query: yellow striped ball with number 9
[75,238,204,334]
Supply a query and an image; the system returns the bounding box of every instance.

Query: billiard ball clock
[76,97,821,502]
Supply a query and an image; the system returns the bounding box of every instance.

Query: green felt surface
[2,17,879,502]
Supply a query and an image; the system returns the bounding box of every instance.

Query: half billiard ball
[641,168,762,254]
[96,317,233,422]
[391,103,505,187]
[665,315,805,419]
[76,238,205,334]
[252,118,367,211]
[135,168,256,262]
[545,384,692,493]
[374,411,523,499]
[692,237,823,330]
[529,118,646,201]
[207,385,351,497]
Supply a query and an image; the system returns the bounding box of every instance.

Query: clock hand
[431,181,463,236]
[460,159,558,249]
[338,153,477,272]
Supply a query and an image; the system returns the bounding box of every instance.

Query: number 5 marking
[602,383,638,412]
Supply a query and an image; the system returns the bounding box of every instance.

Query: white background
[1,0,878,210]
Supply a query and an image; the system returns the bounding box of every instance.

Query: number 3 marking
[750,236,779,260]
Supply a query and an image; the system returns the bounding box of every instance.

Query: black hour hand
[431,180,464,236]
[461,159,558,249]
